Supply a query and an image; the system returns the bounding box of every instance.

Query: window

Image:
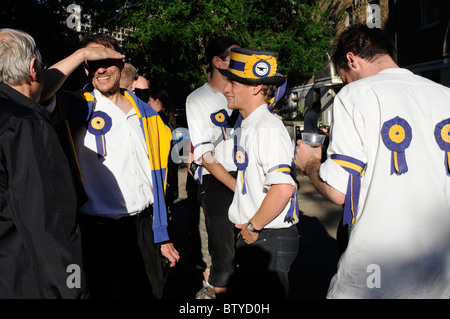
[346,7,353,26]
[421,0,440,28]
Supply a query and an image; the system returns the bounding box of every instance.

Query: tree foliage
[124,0,335,106]
[1,0,336,106]
[0,0,128,89]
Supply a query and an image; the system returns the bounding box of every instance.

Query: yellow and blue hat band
[228,51,278,80]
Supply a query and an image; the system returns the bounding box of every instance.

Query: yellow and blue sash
[267,164,291,176]
[127,90,172,243]
[381,116,412,175]
[331,154,366,226]
[268,75,287,111]
[434,118,450,175]
[56,89,171,243]
[267,164,299,222]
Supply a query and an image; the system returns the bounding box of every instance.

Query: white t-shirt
[228,104,298,229]
[321,68,450,298]
[185,83,237,175]
[75,90,154,218]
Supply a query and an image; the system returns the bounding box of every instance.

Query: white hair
[0,28,42,86]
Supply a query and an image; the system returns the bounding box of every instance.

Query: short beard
[93,82,120,97]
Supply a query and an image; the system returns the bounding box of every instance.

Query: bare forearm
[250,184,295,230]
[201,152,236,191]
[304,160,345,205]
[41,47,124,101]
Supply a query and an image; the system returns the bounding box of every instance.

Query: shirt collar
[92,89,137,116]
[241,104,268,128]
[378,68,413,76]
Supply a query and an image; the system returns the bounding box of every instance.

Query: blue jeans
[232,225,299,298]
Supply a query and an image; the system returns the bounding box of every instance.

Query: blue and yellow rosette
[381,116,412,175]
[434,118,450,175]
[233,139,249,195]
[87,111,112,157]
[210,109,230,140]
[331,154,367,226]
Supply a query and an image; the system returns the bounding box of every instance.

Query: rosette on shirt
[331,154,366,226]
[210,109,231,140]
[434,118,450,175]
[87,111,112,157]
[381,116,412,175]
[233,137,249,194]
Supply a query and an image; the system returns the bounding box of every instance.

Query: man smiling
[219,48,299,298]
[46,33,179,299]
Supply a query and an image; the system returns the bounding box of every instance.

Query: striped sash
[331,154,367,226]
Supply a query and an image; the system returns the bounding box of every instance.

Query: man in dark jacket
[0,28,88,298]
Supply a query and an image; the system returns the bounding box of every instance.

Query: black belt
[81,205,153,225]
[202,170,238,182]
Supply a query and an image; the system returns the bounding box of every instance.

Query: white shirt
[321,68,450,298]
[228,104,298,229]
[185,83,237,175]
[74,90,153,218]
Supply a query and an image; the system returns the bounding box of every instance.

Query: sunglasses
[84,58,123,71]
[134,88,150,102]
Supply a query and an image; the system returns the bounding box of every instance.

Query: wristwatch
[247,220,262,234]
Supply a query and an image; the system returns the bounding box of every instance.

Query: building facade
[284,0,390,131]
[392,0,450,86]
[285,0,450,132]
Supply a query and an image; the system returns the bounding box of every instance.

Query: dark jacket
[0,82,87,298]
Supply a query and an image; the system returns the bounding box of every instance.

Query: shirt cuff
[263,172,296,190]
[193,142,214,163]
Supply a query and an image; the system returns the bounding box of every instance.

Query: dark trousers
[79,207,163,299]
[199,172,237,288]
[232,225,299,299]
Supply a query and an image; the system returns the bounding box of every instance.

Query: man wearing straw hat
[220,48,299,298]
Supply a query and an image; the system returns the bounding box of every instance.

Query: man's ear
[29,57,39,82]
[212,56,222,69]
[346,52,359,70]
[253,84,263,96]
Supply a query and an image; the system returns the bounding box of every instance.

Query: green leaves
[123,0,335,105]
